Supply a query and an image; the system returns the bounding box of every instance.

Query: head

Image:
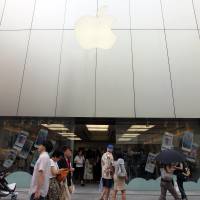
[107,144,114,153]
[115,152,123,160]
[78,149,83,156]
[63,146,72,159]
[38,140,53,154]
[51,150,63,162]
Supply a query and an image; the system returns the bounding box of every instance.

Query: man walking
[30,140,53,200]
[100,144,114,200]
[57,146,75,200]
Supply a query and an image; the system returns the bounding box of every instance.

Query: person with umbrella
[156,149,186,200]
[175,162,190,200]
[159,163,181,200]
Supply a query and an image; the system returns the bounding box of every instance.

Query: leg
[159,182,167,200]
[80,167,85,185]
[168,182,181,200]
[100,187,106,200]
[177,179,187,199]
[121,190,126,200]
[30,194,34,200]
[104,188,110,200]
[112,190,117,200]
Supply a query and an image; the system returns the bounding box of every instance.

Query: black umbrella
[156,149,186,164]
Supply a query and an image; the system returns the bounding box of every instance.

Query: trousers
[177,178,187,199]
[159,180,181,200]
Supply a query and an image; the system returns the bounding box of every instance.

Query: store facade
[0,118,200,191]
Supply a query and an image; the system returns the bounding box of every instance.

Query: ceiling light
[117,138,132,142]
[67,137,82,141]
[86,125,109,128]
[86,125,109,131]
[48,127,69,131]
[88,128,108,131]
[127,125,155,132]
[120,134,140,138]
[41,124,65,128]
[59,132,77,136]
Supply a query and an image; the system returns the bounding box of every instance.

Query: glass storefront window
[0,118,200,190]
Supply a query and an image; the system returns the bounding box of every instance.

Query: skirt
[114,174,126,191]
[47,178,60,200]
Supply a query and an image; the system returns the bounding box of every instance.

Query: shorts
[102,178,113,189]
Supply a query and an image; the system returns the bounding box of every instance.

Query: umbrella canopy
[156,149,186,164]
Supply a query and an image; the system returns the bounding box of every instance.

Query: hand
[59,168,67,172]
[70,168,75,172]
[34,190,41,199]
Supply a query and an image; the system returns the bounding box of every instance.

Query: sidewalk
[2,186,200,200]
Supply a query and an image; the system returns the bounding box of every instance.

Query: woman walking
[159,163,181,200]
[47,151,63,200]
[175,162,190,200]
[112,153,127,200]
[74,149,85,186]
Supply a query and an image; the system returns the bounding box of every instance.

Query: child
[159,163,181,200]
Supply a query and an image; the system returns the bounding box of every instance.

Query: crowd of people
[29,141,190,200]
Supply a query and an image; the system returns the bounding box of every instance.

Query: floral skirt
[47,178,60,200]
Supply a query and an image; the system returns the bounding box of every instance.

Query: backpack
[116,159,127,178]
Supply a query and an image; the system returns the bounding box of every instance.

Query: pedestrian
[57,146,75,200]
[100,144,114,200]
[84,158,93,182]
[112,152,127,200]
[159,163,181,200]
[47,151,63,200]
[29,140,53,200]
[74,149,85,186]
[175,162,190,200]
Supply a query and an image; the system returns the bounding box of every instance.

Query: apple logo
[75,6,117,50]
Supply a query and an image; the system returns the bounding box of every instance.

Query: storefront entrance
[0,118,200,191]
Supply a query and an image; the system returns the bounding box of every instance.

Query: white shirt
[49,159,59,179]
[30,152,51,197]
[74,155,85,168]
[160,168,173,180]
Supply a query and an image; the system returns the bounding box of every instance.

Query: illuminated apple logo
[75,7,117,50]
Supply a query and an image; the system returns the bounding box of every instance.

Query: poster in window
[182,131,193,152]
[34,129,48,148]
[161,132,174,151]
[49,140,56,157]
[19,140,34,159]
[3,149,17,169]
[145,152,157,173]
[31,150,40,167]
[13,131,29,152]
[186,143,199,163]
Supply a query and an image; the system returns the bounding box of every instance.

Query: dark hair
[42,140,53,153]
[52,150,63,158]
[62,146,72,152]
[116,152,123,160]
[78,148,83,152]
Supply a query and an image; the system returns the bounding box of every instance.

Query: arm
[51,166,60,176]
[175,163,183,171]
[34,170,44,199]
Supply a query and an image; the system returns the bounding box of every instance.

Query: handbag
[57,169,69,183]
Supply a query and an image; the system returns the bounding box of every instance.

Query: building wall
[0,0,200,118]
